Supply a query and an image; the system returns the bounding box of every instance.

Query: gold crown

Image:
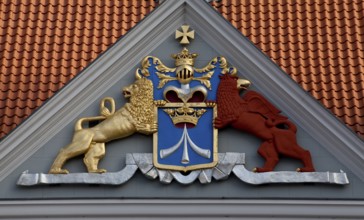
[164,106,206,126]
[172,48,198,66]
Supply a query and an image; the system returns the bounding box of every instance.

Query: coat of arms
[144,47,221,171]
[18,25,349,186]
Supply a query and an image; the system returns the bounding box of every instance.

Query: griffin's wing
[243,91,287,121]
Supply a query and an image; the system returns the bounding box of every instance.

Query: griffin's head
[237,78,251,90]
[219,74,251,91]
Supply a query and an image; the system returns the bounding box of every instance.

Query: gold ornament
[49,72,157,174]
[175,25,194,45]
[164,104,206,126]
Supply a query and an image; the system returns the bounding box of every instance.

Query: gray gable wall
[0,1,363,219]
[1,32,362,200]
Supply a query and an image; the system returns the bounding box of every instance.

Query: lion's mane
[126,78,155,126]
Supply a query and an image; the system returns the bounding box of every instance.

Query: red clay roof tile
[0,0,363,140]
[211,0,364,138]
[0,0,158,138]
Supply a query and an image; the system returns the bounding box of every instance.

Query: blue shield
[143,56,223,171]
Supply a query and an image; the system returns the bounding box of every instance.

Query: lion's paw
[49,168,69,174]
[136,123,158,135]
[150,123,158,133]
[89,169,107,173]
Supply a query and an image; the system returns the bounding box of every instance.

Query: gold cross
[175,25,195,45]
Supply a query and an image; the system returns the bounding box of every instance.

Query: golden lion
[49,73,157,174]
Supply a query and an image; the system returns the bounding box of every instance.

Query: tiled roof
[0,0,158,138]
[211,0,364,138]
[0,0,363,139]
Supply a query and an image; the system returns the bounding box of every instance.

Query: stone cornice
[0,199,363,219]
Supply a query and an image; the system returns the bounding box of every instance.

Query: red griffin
[214,74,315,172]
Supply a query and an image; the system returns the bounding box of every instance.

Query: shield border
[153,102,218,172]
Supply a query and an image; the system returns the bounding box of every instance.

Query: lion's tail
[75,116,106,131]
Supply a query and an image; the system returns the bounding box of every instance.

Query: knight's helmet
[172,48,198,85]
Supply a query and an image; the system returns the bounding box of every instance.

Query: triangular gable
[0,0,361,184]
[0,0,364,218]
[1,0,362,184]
